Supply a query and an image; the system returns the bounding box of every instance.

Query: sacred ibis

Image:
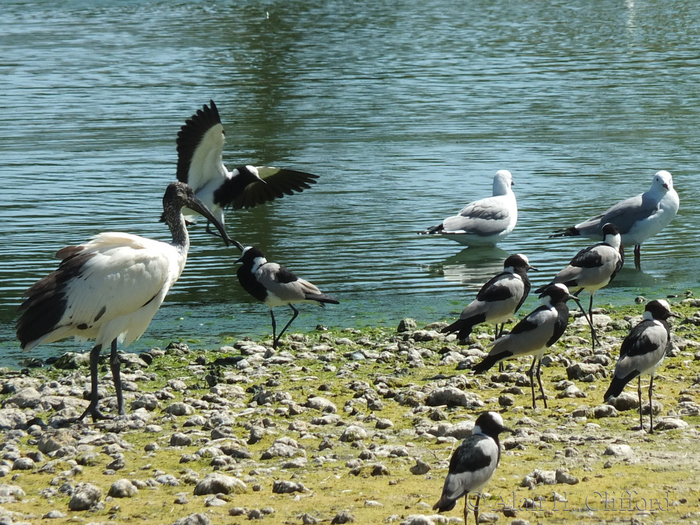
[16,182,231,421]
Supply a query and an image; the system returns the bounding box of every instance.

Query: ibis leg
[109,339,125,416]
[463,494,469,525]
[77,344,109,421]
[275,305,299,348]
[634,245,641,270]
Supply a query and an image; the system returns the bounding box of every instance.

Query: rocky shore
[0,299,699,525]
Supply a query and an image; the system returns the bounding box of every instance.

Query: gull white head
[652,170,673,192]
[492,170,514,196]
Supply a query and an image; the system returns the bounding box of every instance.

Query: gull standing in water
[551,171,679,269]
[419,170,517,246]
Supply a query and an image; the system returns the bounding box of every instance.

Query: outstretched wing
[176,100,227,192]
[230,167,319,210]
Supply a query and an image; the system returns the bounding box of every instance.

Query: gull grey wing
[576,193,657,236]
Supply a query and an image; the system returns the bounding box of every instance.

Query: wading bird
[236,246,339,349]
[472,283,575,408]
[551,171,678,269]
[604,299,678,433]
[434,411,514,525]
[16,182,229,421]
[441,253,536,342]
[538,223,624,352]
[419,170,517,246]
[175,100,319,242]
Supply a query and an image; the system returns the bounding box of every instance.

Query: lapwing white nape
[551,171,679,270]
[472,283,575,409]
[604,299,679,434]
[419,170,518,246]
[433,411,514,525]
[235,247,339,349]
[16,182,229,421]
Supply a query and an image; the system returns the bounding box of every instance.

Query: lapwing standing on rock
[434,411,514,525]
[16,182,230,421]
[551,171,678,269]
[472,283,576,408]
[441,253,536,342]
[236,247,339,348]
[537,223,624,352]
[175,100,319,243]
[604,299,678,434]
[419,170,518,246]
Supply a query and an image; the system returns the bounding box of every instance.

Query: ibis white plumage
[16,182,229,421]
[604,299,678,433]
[176,100,319,241]
[551,171,679,269]
[235,246,339,349]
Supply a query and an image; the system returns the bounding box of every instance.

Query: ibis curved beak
[184,195,236,249]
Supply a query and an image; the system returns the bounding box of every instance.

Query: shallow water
[1,0,698,367]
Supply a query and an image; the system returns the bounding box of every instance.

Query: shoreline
[0,299,697,524]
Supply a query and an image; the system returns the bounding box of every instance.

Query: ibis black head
[162,181,231,247]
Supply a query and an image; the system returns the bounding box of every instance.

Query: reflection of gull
[551,171,679,269]
[419,170,517,246]
[427,246,510,288]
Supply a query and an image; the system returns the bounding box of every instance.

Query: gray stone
[171,514,212,525]
[339,425,368,442]
[68,483,102,511]
[108,479,138,498]
[603,444,634,457]
[193,473,246,495]
[593,405,618,418]
[12,458,35,471]
[409,458,431,475]
[170,433,193,447]
[305,396,337,413]
[4,387,41,409]
[272,480,306,493]
[398,318,417,332]
[131,394,160,411]
[566,363,606,380]
[425,386,484,408]
[165,402,195,416]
